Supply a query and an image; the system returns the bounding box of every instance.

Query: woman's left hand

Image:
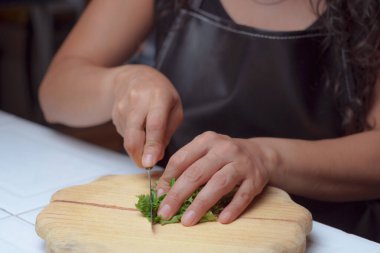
[156,131,277,226]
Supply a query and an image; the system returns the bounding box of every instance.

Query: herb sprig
[135,179,235,225]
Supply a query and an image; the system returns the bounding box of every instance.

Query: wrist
[247,137,283,185]
[109,64,134,98]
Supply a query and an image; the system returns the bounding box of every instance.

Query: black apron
[154,0,379,242]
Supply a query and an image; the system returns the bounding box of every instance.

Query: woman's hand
[112,65,183,168]
[156,131,278,226]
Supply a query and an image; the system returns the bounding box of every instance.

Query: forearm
[39,56,121,127]
[38,0,154,127]
[251,130,380,201]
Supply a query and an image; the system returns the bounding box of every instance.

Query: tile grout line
[16,206,46,225]
[0,208,13,220]
[16,216,34,226]
[0,206,45,225]
[16,206,45,216]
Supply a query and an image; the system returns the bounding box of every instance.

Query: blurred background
[0,0,154,152]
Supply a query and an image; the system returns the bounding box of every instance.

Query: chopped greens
[135,179,235,225]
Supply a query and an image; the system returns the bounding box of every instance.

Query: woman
[39,0,380,242]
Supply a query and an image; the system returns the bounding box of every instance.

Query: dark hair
[317,0,380,133]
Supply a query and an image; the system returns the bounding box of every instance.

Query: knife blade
[146,167,153,230]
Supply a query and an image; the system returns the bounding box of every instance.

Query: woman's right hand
[111,65,183,168]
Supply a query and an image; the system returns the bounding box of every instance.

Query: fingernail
[158,204,171,220]
[181,210,196,226]
[142,154,153,167]
[219,211,231,223]
[157,188,165,197]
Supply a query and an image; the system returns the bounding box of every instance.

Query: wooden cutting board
[36,172,312,253]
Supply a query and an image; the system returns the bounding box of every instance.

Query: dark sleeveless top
[154,0,380,242]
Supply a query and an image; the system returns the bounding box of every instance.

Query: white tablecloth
[0,110,379,253]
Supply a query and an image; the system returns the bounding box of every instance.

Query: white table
[0,110,379,253]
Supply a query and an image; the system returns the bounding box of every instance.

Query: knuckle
[158,169,176,186]
[144,140,162,151]
[127,87,140,101]
[221,140,239,154]
[197,131,218,143]
[228,163,239,175]
[152,87,165,98]
[165,191,182,206]
[147,116,165,132]
[212,173,230,190]
[206,151,224,164]
[193,196,209,211]
[115,101,127,114]
[156,180,170,192]
[168,151,187,168]
[237,191,252,204]
[183,166,204,184]
[237,183,256,204]
[203,131,218,140]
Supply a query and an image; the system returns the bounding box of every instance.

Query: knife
[145,167,153,230]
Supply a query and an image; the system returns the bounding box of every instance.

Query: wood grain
[36,172,312,253]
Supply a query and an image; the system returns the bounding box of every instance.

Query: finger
[154,102,183,164]
[155,145,204,197]
[163,102,183,148]
[123,107,148,168]
[142,103,170,168]
[181,164,241,226]
[218,178,261,224]
[157,151,226,220]
[156,134,212,196]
